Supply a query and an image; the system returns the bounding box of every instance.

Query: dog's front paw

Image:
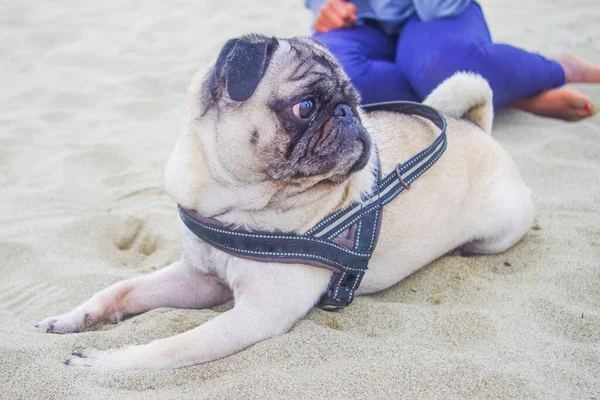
[35,309,100,334]
[36,312,84,333]
[64,348,120,370]
[36,301,124,333]
[64,348,114,370]
[64,346,147,370]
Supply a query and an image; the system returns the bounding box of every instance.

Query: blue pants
[313,2,565,109]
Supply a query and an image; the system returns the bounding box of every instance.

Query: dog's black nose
[333,104,354,120]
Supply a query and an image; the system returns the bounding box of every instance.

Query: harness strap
[307,101,447,239]
[179,101,447,310]
[179,206,370,273]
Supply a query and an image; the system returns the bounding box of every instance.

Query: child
[306,0,600,121]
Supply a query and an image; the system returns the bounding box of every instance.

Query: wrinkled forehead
[274,37,341,75]
[258,37,354,100]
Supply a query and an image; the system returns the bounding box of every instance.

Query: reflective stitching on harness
[200,235,356,272]
[380,142,447,207]
[354,219,363,250]
[306,208,348,235]
[400,141,445,178]
[351,272,360,291]
[324,204,380,240]
[180,209,371,258]
[368,209,380,251]
[310,202,363,237]
[333,271,345,301]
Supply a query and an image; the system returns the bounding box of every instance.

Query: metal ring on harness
[394,164,411,190]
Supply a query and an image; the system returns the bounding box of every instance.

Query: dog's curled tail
[424,72,494,135]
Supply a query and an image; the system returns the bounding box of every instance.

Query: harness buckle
[394,164,411,190]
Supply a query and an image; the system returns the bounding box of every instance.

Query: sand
[1,0,599,399]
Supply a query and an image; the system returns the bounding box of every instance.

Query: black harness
[179,101,447,310]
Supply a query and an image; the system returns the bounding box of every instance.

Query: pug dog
[36,34,534,370]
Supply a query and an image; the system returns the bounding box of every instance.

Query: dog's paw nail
[64,356,91,368]
[72,350,85,358]
[46,324,54,333]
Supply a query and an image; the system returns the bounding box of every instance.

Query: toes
[37,309,118,334]
[71,347,102,359]
[63,348,119,370]
[567,102,595,121]
[64,348,97,368]
[49,322,80,334]
[514,87,596,121]
[35,315,83,334]
[35,318,58,332]
[72,350,86,358]
[64,355,94,368]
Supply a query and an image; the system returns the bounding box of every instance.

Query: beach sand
[1,0,599,398]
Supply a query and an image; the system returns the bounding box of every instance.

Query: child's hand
[314,0,357,33]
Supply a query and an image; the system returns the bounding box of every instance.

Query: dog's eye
[292,99,315,119]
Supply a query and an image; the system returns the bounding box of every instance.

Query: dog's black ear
[211,35,279,102]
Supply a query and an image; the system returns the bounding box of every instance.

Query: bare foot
[510,87,595,121]
[511,53,599,121]
[555,53,600,83]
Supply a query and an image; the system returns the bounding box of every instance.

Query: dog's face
[167,35,373,212]
[207,35,370,179]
